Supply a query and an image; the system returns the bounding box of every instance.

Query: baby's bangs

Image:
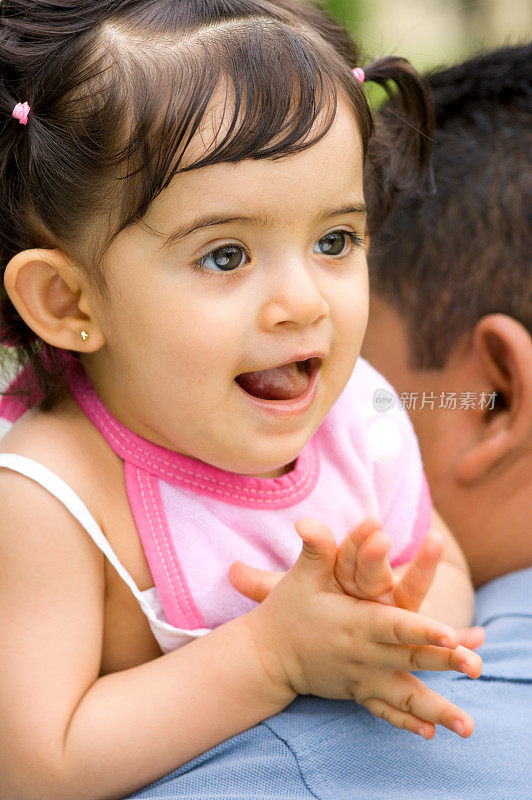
[117,18,344,227]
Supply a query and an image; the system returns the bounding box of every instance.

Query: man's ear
[3,248,105,352]
[455,314,532,483]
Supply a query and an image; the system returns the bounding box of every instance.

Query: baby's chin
[205,430,308,477]
[211,450,298,478]
[247,461,296,479]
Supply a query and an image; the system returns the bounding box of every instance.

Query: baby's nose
[259,260,330,329]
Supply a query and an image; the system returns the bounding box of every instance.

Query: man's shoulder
[475,567,532,625]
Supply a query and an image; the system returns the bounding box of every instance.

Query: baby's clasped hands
[229,517,483,740]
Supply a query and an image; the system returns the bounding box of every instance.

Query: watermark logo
[398,391,497,411]
[372,388,396,413]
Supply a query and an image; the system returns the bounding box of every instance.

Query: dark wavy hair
[0,0,433,408]
[366,42,532,369]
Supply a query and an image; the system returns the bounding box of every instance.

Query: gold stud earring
[80,330,89,341]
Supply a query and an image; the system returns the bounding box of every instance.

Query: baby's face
[84,99,368,477]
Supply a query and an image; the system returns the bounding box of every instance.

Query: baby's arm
[2,476,476,800]
[0,471,293,800]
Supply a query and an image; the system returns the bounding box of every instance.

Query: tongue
[236,361,309,400]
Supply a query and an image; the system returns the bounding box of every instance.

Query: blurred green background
[322,0,531,71]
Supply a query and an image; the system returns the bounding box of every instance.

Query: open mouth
[235,358,320,401]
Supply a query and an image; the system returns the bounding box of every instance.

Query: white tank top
[0,453,210,654]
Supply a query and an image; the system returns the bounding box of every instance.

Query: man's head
[362,43,532,586]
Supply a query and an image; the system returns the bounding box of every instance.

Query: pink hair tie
[352,67,365,83]
[12,101,31,125]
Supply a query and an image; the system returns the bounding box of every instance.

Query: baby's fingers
[361,698,435,740]
[393,529,444,612]
[341,517,383,552]
[229,561,284,602]
[336,517,392,599]
[377,642,482,679]
[366,671,475,738]
[456,626,485,651]
[367,603,459,650]
[353,530,395,599]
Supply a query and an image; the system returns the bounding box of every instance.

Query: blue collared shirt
[127,568,532,799]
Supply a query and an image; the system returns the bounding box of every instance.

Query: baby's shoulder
[0,392,119,522]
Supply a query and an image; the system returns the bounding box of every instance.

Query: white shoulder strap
[0,453,157,620]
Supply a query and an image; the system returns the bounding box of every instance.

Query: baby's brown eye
[315,231,349,256]
[199,245,247,272]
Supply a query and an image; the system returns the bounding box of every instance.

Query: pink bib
[0,356,432,633]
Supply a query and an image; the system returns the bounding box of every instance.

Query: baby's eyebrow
[155,202,367,250]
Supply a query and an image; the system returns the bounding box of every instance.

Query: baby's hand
[335,518,485,649]
[334,516,441,610]
[230,519,482,740]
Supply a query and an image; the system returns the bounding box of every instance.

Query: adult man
[126,43,532,800]
[362,42,532,589]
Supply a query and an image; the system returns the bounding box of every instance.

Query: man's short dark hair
[366,43,532,369]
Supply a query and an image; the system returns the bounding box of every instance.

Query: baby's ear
[4,248,105,352]
[455,314,532,483]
